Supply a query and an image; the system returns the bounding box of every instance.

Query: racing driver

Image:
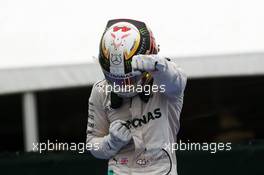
[86,19,187,175]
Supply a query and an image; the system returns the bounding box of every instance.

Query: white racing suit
[86,59,187,175]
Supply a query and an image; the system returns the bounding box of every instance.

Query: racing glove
[91,119,132,159]
[131,54,187,97]
[131,54,166,72]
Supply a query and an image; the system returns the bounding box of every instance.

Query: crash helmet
[99,19,159,97]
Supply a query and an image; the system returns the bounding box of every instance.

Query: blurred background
[0,0,264,174]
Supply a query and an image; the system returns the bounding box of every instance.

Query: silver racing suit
[86,59,187,175]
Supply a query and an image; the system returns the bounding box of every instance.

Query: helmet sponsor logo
[110,54,122,65]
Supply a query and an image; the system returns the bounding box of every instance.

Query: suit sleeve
[152,58,187,98]
[86,82,112,159]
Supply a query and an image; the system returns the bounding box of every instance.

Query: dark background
[1,76,264,151]
[1,76,264,175]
